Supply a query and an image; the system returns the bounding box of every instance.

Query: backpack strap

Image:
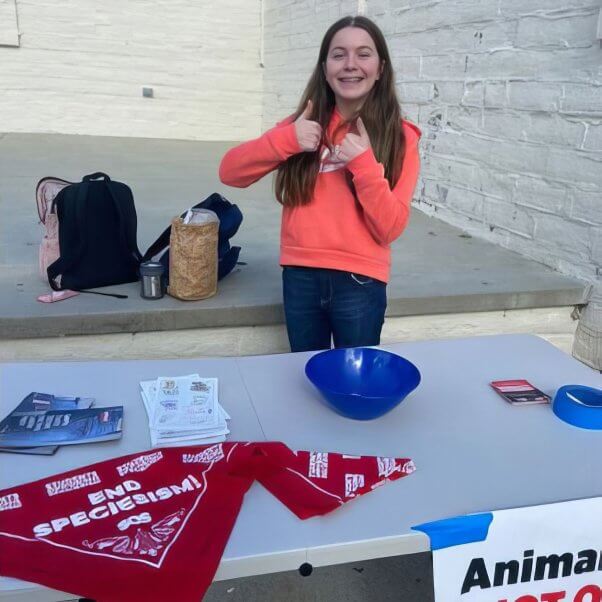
[101,178,143,263]
[47,180,90,291]
[83,172,109,180]
[35,177,71,224]
[142,224,171,262]
[82,172,142,263]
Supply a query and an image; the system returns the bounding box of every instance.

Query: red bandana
[0,442,415,601]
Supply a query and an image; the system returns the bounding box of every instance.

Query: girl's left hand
[336,117,372,163]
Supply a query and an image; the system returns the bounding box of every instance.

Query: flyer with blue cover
[0,392,122,453]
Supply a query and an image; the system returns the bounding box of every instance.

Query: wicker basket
[167,216,218,300]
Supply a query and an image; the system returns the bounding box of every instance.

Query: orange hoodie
[219,108,421,283]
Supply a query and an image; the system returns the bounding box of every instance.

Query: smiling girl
[219,15,421,352]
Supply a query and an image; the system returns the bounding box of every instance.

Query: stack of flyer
[139,374,230,447]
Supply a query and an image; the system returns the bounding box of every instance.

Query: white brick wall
[403,1,602,284]
[0,0,263,140]
[0,0,19,46]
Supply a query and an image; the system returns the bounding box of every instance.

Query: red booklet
[490,379,551,405]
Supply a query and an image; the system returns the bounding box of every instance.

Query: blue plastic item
[552,384,602,430]
[304,347,421,420]
[412,512,494,551]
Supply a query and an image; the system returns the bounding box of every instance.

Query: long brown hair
[275,15,405,207]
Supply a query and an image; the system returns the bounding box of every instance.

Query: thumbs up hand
[336,117,372,163]
[294,100,323,152]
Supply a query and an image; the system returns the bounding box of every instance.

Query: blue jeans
[282,266,387,352]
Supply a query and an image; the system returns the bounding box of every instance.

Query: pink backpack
[36,177,71,280]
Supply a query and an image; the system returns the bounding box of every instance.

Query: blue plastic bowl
[552,384,602,430]
[305,347,421,420]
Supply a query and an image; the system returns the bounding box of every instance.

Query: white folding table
[1,335,600,601]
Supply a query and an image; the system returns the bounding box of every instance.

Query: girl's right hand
[294,100,322,152]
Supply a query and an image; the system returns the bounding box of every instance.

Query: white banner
[414,497,602,602]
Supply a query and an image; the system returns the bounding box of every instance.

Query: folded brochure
[0,393,122,451]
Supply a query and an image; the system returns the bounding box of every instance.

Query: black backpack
[47,172,142,292]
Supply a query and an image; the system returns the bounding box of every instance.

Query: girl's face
[323,26,383,113]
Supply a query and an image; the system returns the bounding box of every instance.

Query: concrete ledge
[0,279,587,340]
[0,308,578,362]
[0,133,589,340]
